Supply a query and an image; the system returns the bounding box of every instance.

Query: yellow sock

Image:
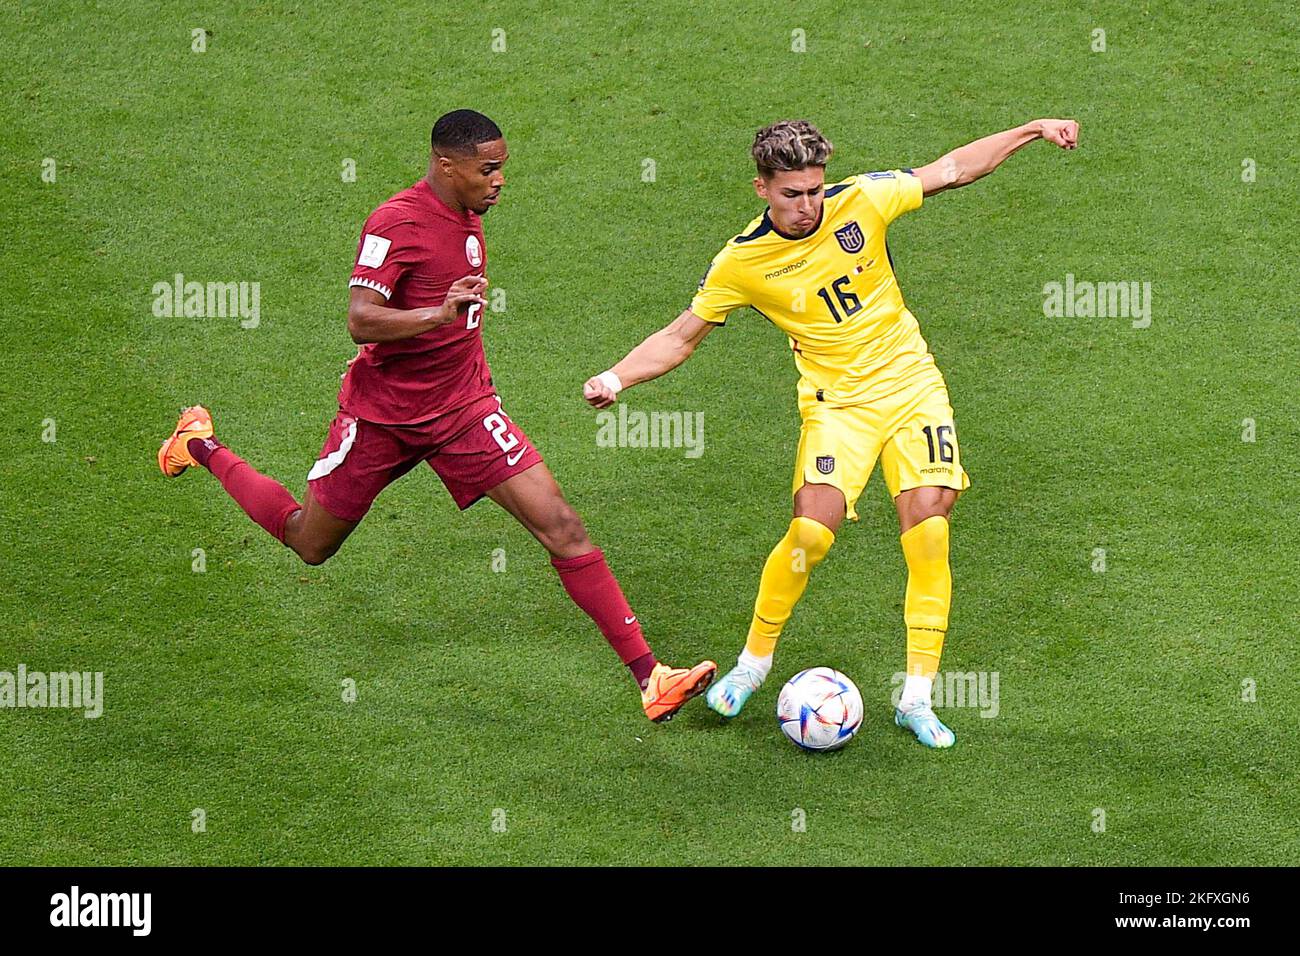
[744,516,835,658]
[901,515,951,680]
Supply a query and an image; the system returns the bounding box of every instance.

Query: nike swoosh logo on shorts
[506,449,524,466]
[624,616,637,625]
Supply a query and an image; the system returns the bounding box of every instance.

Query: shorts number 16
[922,424,955,463]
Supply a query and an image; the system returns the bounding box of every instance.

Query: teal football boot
[705,662,765,718]
[894,703,956,748]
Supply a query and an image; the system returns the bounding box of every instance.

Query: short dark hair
[431,109,503,156]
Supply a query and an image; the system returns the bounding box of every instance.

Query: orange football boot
[641,660,718,722]
[158,405,214,477]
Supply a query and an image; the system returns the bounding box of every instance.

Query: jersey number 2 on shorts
[483,412,524,465]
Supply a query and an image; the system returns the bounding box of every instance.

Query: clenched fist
[583,373,621,409]
[1038,119,1080,149]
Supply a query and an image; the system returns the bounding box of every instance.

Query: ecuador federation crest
[834,220,865,254]
[815,455,836,475]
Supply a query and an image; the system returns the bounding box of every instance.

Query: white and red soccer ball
[776,666,864,751]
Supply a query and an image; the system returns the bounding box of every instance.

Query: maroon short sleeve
[349,208,419,300]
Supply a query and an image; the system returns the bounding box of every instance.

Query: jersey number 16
[815,276,862,323]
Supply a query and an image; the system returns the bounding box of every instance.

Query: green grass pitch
[2,1,1297,865]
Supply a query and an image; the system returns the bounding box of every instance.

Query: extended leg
[487,463,715,720]
[159,405,359,565]
[706,482,842,718]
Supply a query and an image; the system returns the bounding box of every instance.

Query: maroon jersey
[342,179,495,425]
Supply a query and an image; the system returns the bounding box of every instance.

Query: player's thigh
[792,402,884,524]
[426,394,583,552]
[878,385,970,512]
[306,412,421,526]
[428,394,544,508]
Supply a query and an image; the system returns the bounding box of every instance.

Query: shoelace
[727,665,764,692]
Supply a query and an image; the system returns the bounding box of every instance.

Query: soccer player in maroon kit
[158,109,716,721]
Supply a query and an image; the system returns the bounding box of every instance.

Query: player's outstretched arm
[912,118,1079,197]
[346,277,487,344]
[583,309,714,408]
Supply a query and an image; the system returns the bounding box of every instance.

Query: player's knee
[545,506,590,556]
[789,516,835,565]
[899,489,955,533]
[917,488,957,519]
[793,483,846,535]
[296,540,339,566]
[902,513,950,562]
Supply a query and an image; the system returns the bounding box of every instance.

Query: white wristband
[596,370,624,395]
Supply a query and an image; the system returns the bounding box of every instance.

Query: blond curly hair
[751,119,834,178]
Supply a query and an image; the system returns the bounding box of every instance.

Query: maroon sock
[627,652,657,689]
[187,435,222,468]
[551,548,656,684]
[188,438,301,543]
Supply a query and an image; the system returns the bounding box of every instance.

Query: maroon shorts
[307,393,544,522]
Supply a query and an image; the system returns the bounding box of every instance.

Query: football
[776,666,864,751]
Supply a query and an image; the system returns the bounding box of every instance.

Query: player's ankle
[738,648,772,682]
[629,652,657,690]
[186,435,223,469]
[898,674,934,712]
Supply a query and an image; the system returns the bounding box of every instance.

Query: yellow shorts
[793,374,971,521]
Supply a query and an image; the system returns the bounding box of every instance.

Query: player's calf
[709,513,836,718]
[897,509,953,716]
[488,462,717,713]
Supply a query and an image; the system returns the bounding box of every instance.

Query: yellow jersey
[690,170,940,405]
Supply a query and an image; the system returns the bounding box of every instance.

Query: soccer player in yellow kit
[584,117,1079,747]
